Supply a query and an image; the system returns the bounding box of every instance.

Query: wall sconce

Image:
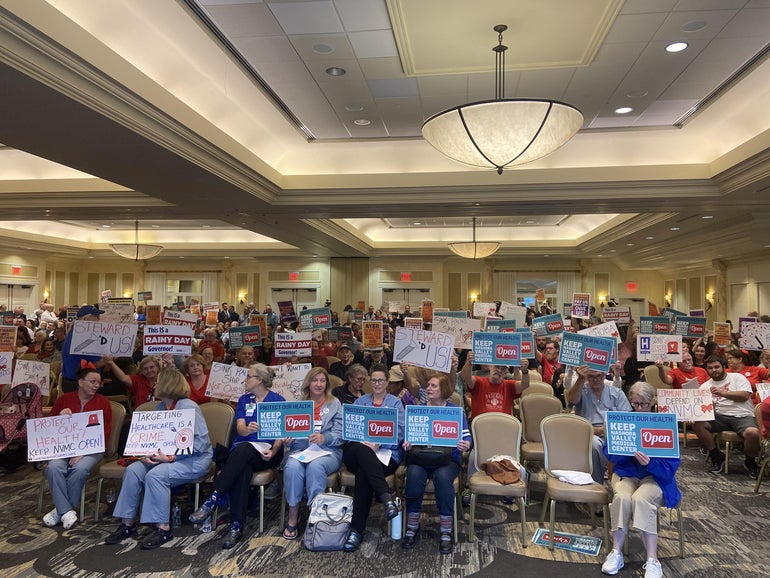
[123,290,133,298]
[705,291,714,312]
[238,293,247,305]
[665,293,672,307]
[598,294,606,307]
[470,292,478,303]
[43,290,50,301]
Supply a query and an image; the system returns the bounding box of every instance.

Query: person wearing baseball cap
[329,342,355,381]
[60,304,107,393]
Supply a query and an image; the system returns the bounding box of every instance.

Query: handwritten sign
[472,331,522,366]
[739,322,770,351]
[673,316,706,338]
[69,320,138,357]
[636,334,683,363]
[756,383,770,402]
[571,293,591,319]
[342,404,398,444]
[11,359,50,396]
[558,332,615,373]
[257,401,314,438]
[124,408,196,456]
[274,332,312,357]
[271,363,312,401]
[639,316,671,335]
[579,321,621,344]
[362,320,384,349]
[206,362,248,402]
[657,389,714,421]
[393,327,455,373]
[498,302,527,326]
[713,322,732,346]
[300,307,332,330]
[162,310,198,331]
[405,405,462,447]
[531,313,564,337]
[0,351,13,385]
[430,316,480,350]
[739,317,758,335]
[27,410,106,462]
[228,325,262,349]
[605,411,679,458]
[472,302,496,318]
[100,302,135,323]
[143,325,194,356]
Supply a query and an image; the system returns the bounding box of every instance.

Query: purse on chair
[407,445,453,467]
[303,492,353,551]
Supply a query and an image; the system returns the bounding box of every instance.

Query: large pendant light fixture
[448,217,500,259]
[110,220,163,260]
[421,25,583,175]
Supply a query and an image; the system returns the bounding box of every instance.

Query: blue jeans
[44,453,103,514]
[404,460,461,516]
[283,451,342,507]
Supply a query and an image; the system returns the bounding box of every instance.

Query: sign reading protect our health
[27,410,106,462]
[257,401,314,439]
[299,307,332,330]
[531,313,564,337]
[471,331,522,366]
[558,332,615,373]
[124,408,197,456]
[604,411,679,458]
[342,404,398,444]
[405,405,462,447]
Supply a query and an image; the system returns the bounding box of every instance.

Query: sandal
[282,525,299,540]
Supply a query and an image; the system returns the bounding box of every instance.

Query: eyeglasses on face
[82,378,101,386]
[370,378,387,384]
[630,401,651,408]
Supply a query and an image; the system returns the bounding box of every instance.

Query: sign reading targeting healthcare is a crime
[27,410,106,462]
[472,331,522,366]
[124,408,196,456]
[558,332,615,373]
[342,404,398,444]
[206,362,248,402]
[143,324,194,356]
[604,411,679,458]
[257,401,314,439]
[70,320,138,357]
[405,405,462,447]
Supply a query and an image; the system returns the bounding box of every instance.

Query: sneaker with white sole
[43,508,61,527]
[61,510,78,530]
[601,549,624,575]
[643,558,663,578]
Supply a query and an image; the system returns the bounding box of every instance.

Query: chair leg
[754,457,769,493]
[80,485,86,521]
[280,487,286,531]
[548,499,556,551]
[602,504,610,553]
[469,493,477,541]
[538,489,550,527]
[518,496,528,548]
[453,493,459,544]
[677,505,684,559]
[95,478,104,521]
[259,485,265,535]
[37,478,45,516]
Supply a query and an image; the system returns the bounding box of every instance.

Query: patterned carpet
[1,441,769,578]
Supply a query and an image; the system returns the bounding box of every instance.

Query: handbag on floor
[303,492,353,552]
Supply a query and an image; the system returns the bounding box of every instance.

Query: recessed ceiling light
[223,256,230,259]
[597,254,604,257]
[345,105,364,112]
[681,21,706,32]
[525,219,536,224]
[626,90,649,99]
[353,119,370,126]
[179,256,184,259]
[615,107,633,114]
[702,215,713,219]
[610,249,616,252]
[312,43,333,54]
[665,42,688,53]
[670,227,680,231]
[326,66,346,76]
[645,236,654,240]
[626,243,634,246]
[412,221,421,225]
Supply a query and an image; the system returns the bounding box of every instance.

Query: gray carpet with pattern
[1,441,769,578]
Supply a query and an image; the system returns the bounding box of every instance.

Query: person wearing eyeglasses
[188,363,284,549]
[42,365,113,530]
[601,381,680,578]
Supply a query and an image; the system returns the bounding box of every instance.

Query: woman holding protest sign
[107,355,164,408]
[42,364,112,530]
[342,363,404,552]
[601,381,680,578]
[105,368,212,550]
[188,363,283,548]
[281,366,343,540]
[401,374,471,554]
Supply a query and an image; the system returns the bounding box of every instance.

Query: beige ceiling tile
[335,0,391,31]
[717,7,770,38]
[204,3,283,37]
[268,0,344,35]
[416,75,468,97]
[359,57,405,80]
[651,9,737,41]
[289,34,356,61]
[233,35,296,62]
[603,12,669,43]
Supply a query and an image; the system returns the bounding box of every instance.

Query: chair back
[521,382,555,397]
[471,413,522,470]
[328,374,344,389]
[541,413,594,475]
[326,356,341,366]
[200,401,236,448]
[643,364,670,390]
[134,400,160,412]
[527,370,543,382]
[105,401,127,459]
[520,394,563,443]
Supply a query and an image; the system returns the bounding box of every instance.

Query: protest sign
[421,300,434,323]
[342,404,398,444]
[300,307,332,330]
[484,318,517,332]
[138,291,153,302]
[472,331,522,366]
[249,314,268,337]
[11,359,50,396]
[66,306,79,323]
[713,322,732,346]
[756,383,770,402]
[257,401,314,439]
[227,326,262,349]
[271,363,312,401]
[636,334,683,363]
[516,328,536,359]
[639,316,671,335]
[498,302,527,327]
[101,289,112,303]
[274,332,312,357]
[531,313,564,337]
[1,312,16,326]
[673,316,706,338]
[536,288,546,302]
[277,301,297,324]
[388,301,401,313]
[404,405,463,447]
[143,325,193,356]
[0,351,13,385]
[161,309,198,331]
[327,326,353,342]
[531,528,602,556]
[362,321,384,349]
[0,326,16,351]
[431,316,480,350]
[602,307,631,326]
[206,362,248,402]
[350,309,364,323]
[604,411,679,458]
[689,309,706,318]
[558,332,615,373]
[472,302,497,318]
[101,302,135,323]
[739,322,770,350]
[661,307,686,320]
[404,317,423,330]
[656,389,714,421]
[205,310,218,326]
[27,410,106,462]
[433,310,468,319]
[739,317,758,335]
[393,327,455,373]
[579,321,621,344]
[124,408,197,456]
[146,305,161,325]
[69,320,137,357]
[571,293,591,319]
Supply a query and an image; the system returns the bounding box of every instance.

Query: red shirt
[727,366,769,389]
[51,391,113,445]
[128,374,156,407]
[470,376,521,421]
[540,357,561,384]
[186,373,211,405]
[667,366,709,389]
[199,339,225,361]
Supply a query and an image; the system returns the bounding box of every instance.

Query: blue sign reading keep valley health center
[342,404,398,444]
[256,401,314,439]
[405,405,463,447]
[472,331,522,366]
[605,411,679,458]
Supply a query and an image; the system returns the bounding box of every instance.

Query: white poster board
[430,316,481,350]
[657,389,714,421]
[142,324,194,356]
[11,359,50,396]
[274,332,313,357]
[393,327,455,373]
[579,321,621,344]
[27,410,106,461]
[205,362,248,402]
[124,408,197,456]
[271,363,312,401]
[69,320,138,357]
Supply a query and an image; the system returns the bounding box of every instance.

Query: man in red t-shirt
[655,353,708,389]
[536,340,562,385]
[461,352,530,421]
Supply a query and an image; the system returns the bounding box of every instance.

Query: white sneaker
[643,558,663,578]
[43,508,61,527]
[601,549,624,575]
[61,510,78,530]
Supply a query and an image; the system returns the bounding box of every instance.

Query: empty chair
[519,394,563,470]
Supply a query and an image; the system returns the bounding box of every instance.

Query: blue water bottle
[390,497,402,540]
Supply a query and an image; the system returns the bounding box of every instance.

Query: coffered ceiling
[1,0,770,272]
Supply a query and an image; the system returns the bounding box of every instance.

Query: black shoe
[501,496,516,505]
[343,530,363,552]
[189,504,213,525]
[104,523,137,545]
[439,535,453,555]
[383,500,399,521]
[709,454,725,474]
[140,527,173,550]
[745,460,760,480]
[221,525,243,549]
[401,528,420,550]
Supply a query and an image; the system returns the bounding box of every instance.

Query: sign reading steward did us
[256,401,314,439]
[342,404,398,445]
[405,405,462,447]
